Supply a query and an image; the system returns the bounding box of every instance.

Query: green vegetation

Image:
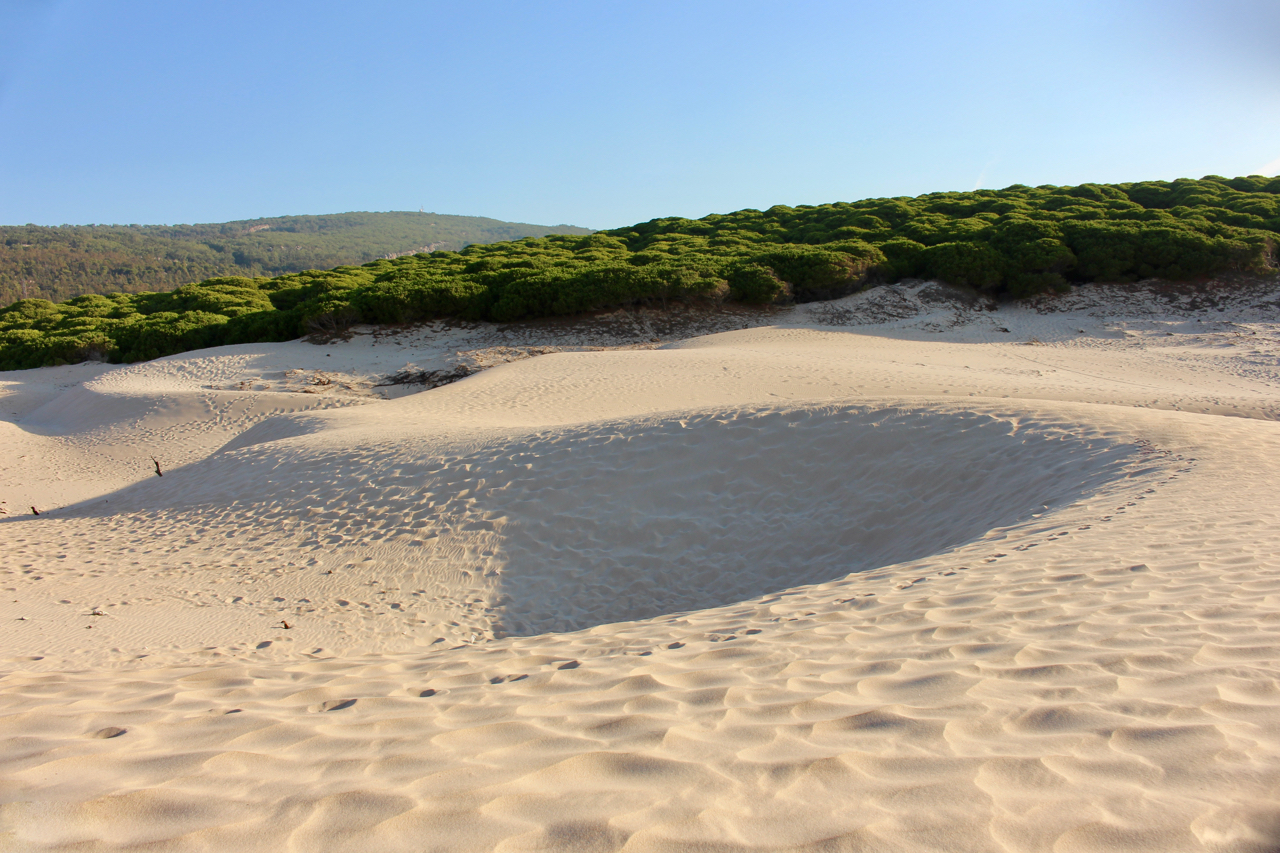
[2,175,1277,371]
[0,211,593,305]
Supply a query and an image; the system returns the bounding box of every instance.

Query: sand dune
[2,281,1279,851]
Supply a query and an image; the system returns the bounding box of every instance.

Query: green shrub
[488,261,724,322]
[919,242,1005,291]
[726,262,786,303]
[875,237,926,280]
[750,245,879,301]
[112,311,230,362]
[1062,221,1255,281]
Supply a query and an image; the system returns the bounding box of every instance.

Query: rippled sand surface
[2,281,1279,852]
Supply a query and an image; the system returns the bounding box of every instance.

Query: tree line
[1,175,1276,371]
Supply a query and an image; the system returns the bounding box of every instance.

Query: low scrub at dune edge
[2,175,1278,370]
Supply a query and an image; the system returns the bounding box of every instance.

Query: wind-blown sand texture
[2,280,1280,852]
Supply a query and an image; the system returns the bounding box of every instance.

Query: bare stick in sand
[30,506,39,516]
[151,457,163,477]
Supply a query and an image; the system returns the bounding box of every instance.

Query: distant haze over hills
[0,212,594,306]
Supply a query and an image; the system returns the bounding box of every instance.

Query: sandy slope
[1,281,1279,851]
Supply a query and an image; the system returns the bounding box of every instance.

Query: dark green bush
[875,237,926,280]
[750,245,881,302]
[919,242,1006,292]
[1062,221,1263,281]
[111,311,230,363]
[488,261,724,322]
[726,262,786,303]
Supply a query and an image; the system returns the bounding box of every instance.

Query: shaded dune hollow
[66,404,1143,639]
[483,406,1138,634]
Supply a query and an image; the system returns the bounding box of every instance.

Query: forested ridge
[2,175,1277,371]
[0,211,592,306]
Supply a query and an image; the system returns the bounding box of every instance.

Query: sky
[1,0,1278,230]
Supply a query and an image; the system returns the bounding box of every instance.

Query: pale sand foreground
[2,282,1280,851]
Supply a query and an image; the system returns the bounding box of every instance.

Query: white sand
[2,281,1279,851]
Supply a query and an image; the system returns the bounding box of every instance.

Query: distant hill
[0,212,594,306]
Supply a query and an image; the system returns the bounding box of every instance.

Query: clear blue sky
[2,0,1277,230]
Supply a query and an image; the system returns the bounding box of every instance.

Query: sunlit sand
[2,281,1279,851]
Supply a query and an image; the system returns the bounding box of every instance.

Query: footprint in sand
[309,699,356,712]
[89,726,127,739]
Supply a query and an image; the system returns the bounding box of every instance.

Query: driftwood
[375,365,475,391]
